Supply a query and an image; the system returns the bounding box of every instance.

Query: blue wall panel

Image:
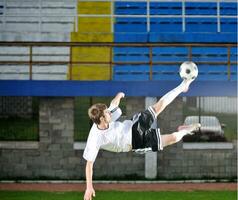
[0,81,236,97]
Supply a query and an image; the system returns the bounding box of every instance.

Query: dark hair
[88,103,107,125]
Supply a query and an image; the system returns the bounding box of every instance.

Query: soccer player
[83,79,201,200]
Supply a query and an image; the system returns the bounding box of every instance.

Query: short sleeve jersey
[83,104,133,162]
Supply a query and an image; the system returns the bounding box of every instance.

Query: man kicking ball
[83,74,200,200]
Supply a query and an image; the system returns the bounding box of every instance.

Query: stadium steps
[0,0,76,80]
[0,0,76,39]
[0,46,69,80]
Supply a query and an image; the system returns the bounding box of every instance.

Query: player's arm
[110,92,125,107]
[108,92,124,121]
[84,161,95,200]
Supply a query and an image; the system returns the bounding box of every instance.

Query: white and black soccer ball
[179,61,198,80]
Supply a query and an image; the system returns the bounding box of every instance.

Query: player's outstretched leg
[152,79,194,117]
[161,123,201,148]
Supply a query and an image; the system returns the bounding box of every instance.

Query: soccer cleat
[177,123,201,135]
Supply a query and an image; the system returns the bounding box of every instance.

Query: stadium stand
[113,1,237,81]
[0,0,76,80]
[0,0,237,86]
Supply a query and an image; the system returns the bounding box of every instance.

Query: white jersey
[83,104,133,162]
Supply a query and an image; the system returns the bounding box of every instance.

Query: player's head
[88,103,111,125]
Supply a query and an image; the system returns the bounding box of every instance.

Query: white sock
[160,80,188,109]
[172,130,189,142]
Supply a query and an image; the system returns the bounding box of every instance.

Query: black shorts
[131,106,163,152]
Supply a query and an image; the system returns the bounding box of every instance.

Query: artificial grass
[0,191,236,200]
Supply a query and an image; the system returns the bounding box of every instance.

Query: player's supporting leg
[161,123,201,148]
[152,79,193,117]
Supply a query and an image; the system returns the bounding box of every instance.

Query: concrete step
[0,32,70,41]
[5,8,76,15]
[0,65,68,73]
[3,23,73,32]
[0,47,69,62]
[0,74,67,80]
[5,0,76,8]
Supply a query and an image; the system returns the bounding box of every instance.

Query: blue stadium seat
[150,18,182,32]
[220,2,237,15]
[191,47,227,62]
[150,2,182,15]
[152,65,180,80]
[196,65,228,81]
[115,18,147,32]
[185,2,217,15]
[221,18,237,32]
[113,65,149,81]
[230,65,237,81]
[152,47,188,62]
[114,47,149,62]
[230,47,238,62]
[114,33,148,42]
[114,1,237,34]
[115,2,146,15]
[230,47,237,81]
[185,18,217,32]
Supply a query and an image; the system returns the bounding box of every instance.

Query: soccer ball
[179,61,198,80]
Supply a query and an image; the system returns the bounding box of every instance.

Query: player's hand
[84,187,95,200]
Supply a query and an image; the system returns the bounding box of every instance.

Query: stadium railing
[0,42,236,81]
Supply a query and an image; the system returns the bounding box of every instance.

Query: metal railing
[0,0,237,33]
[0,42,236,80]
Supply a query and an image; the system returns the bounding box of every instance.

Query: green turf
[0,191,236,200]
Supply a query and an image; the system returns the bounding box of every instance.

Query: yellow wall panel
[78,18,111,33]
[70,65,111,80]
[72,47,111,62]
[71,33,113,42]
[78,2,111,14]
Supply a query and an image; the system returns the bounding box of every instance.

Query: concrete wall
[0,97,236,180]
[158,142,237,179]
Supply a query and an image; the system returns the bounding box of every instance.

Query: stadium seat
[115,2,146,15]
[185,2,217,15]
[150,2,182,15]
[152,65,180,80]
[150,18,182,32]
[191,47,228,62]
[152,47,188,62]
[113,64,149,81]
[221,18,237,32]
[185,18,217,32]
[115,18,147,32]
[220,2,237,15]
[114,47,149,62]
